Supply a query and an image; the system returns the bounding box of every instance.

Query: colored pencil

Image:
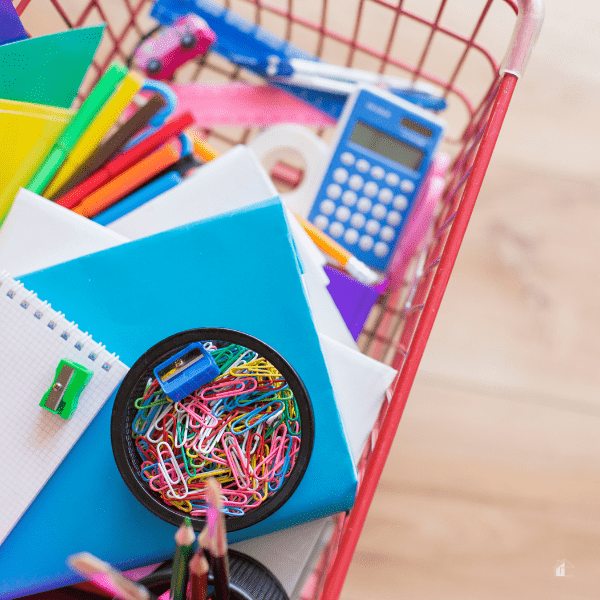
[170,517,196,600]
[188,552,209,600]
[68,552,158,600]
[206,478,229,600]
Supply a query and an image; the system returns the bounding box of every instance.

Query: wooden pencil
[188,551,209,600]
[68,552,158,600]
[170,516,196,600]
[206,478,229,600]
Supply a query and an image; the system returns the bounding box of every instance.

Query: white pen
[266,56,437,95]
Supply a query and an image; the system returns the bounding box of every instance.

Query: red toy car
[134,14,216,80]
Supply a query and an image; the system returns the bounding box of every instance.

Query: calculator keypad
[310,155,419,271]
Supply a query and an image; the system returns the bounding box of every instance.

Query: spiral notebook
[0,271,129,547]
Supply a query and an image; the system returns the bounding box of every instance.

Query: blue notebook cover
[0,198,357,598]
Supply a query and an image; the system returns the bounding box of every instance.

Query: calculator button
[365,219,381,236]
[374,242,390,258]
[363,181,378,197]
[350,213,366,229]
[348,174,364,190]
[340,152,355,166]
[400,179,415,193]
[344,228,359,245]
[333,168,348,184]
[356,159,370,173]
[342,190,357,206]
[357,197,372,213]
[329,221,344,238]
[326,183,342,199]
[378,188,393,204]
[359,235,374,251]
[385,172,400,187]
[371,203,387,220]
[370,166,385,180]
[335,206,351,222]
[387,211,402,226]
[393,195,408,211]
[320,199,336,215]
[314,215,329,230]
[380,226,395,242]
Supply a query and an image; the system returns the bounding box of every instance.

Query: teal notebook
[0,198,357,598]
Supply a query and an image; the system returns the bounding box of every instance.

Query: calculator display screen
[350,121,424,171]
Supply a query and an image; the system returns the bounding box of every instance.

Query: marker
[295,214,381,286]
[72,142,180,218]
[55,112,194,209]
[91,172,182,226]
[25,63,128,194]
[44,71,145,198]
[48,93,168,200]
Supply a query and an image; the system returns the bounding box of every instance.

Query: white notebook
[0,271,129,546]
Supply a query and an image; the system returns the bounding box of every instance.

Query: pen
[44,71,144,198]
[25,62,128,194]
[295,214,381,286]
[269,57,436,93]
[189,130,220,163]
[47,93,168,200]
[55,112,194,209]
[72,141,180,218]
[266,57,446,110]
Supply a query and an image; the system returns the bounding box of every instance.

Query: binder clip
[40,359,94,419]
[154,342,219,401]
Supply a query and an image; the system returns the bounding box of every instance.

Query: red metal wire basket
[14,0,544,598]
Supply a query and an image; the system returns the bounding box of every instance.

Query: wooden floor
[341,1,600,596]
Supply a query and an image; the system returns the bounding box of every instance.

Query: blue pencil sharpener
[153,342,219,401]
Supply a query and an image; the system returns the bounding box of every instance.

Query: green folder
[0,24,104,109]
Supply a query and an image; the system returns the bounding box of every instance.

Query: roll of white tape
[248,124,329,218]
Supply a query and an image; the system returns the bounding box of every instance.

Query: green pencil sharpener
[40,359,93,419]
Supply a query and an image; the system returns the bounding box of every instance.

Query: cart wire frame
[14,0,543,598]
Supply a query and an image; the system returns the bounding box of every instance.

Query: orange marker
[73,142,180,218]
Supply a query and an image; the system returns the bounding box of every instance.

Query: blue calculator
[307,85,446,272]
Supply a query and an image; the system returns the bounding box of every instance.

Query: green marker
[25,62,128,195]
[40,359,93,419]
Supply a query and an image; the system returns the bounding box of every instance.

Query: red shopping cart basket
[14,0,543,598]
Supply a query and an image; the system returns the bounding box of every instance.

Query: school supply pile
[0,183,395,599]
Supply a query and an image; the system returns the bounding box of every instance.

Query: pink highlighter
[386,152,450,291]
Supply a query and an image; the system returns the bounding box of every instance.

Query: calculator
[307,85,446,272]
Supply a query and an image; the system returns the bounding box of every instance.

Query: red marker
[56,112,195,209]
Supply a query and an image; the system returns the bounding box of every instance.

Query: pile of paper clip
[131,342,302,517]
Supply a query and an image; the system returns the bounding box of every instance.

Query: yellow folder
[0,99,73,226]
